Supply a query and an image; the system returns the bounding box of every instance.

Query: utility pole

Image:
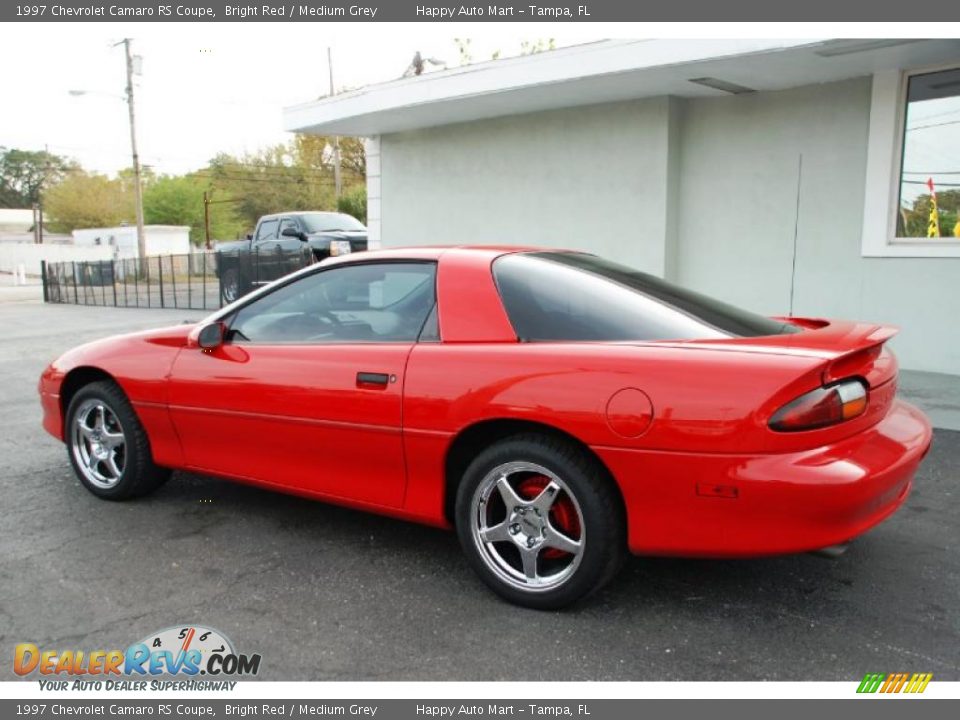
[202,194,243,250]
[118,38,147,261]
[328,47,342,201]
[203,191,212,249]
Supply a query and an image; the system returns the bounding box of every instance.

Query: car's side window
[278,218,299,237]
[418,303,440,342]
[256,219,279,242]
[228,262,437,344]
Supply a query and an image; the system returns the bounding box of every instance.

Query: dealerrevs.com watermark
[14,625,260,689]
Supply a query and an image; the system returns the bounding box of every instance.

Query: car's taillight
[769,379,868,432]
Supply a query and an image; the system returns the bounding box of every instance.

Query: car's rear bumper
[596,400,933,557]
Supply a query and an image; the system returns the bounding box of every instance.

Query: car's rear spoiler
[766,318,899,388]
[668,318,900,388]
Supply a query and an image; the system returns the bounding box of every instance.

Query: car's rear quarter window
[493,252,799,342]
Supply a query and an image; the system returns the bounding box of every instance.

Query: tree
[337,185,367,224]
[899,189,960,238]
[293,134,366,178]
[204,149,329,231]
[454,38,473,65]
[468,38,556,63]
[143,174,245,245]
[44,171,134,233]
[520,38,556,55]
[0,147,77,208]
[201,134,365,231]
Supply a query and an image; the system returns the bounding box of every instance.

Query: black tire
[220,266,241,304]
[455,433,626,610]
[65,380,171,501]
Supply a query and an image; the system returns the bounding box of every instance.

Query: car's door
[251,217,280,286]
[276,216,307,278]
[167,261,438,508]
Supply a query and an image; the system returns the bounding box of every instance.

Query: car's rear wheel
[455,433,626,609]
[65,381,170,500]
[221,266,240,304]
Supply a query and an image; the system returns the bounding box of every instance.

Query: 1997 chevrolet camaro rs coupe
[39,247,932,608]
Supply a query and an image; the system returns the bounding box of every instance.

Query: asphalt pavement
[1,289,958,681]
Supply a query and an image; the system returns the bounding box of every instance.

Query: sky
[2,23,957,196]
[900,94,960,205]
[0,24,599,176]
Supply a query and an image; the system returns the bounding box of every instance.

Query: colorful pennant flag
[927,177,941,238]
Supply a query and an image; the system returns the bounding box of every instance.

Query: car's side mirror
[281,227,305,241]
[245,233,253,241]
[197,322,226,350]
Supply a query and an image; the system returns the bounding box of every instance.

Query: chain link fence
[41,248,314,311]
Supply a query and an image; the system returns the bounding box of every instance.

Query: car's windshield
[300,212,366,233]
[493,252,800,342]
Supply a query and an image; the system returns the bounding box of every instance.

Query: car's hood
[55,324,197,367]
[306,231,368,252]
[307,230,367,239]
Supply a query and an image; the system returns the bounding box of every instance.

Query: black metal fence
[41,247,314,311]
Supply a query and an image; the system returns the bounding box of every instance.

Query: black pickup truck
[216,211,368,302]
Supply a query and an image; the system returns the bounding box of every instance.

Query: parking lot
[1,288,958,681]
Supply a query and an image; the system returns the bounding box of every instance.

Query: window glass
[256,219,279,242]
[896,67,960,240]
[418,304,440,342]
[493,253,798,342]
[229,263,436,344]
[300,212,366,233]
[278,218,300,236]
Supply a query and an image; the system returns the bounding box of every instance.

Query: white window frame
[861,63,960,258]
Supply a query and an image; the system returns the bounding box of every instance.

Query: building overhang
[284,38,960,137]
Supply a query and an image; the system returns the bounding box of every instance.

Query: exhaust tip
[811,543,850,559]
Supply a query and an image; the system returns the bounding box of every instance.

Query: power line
[909,106,960,122]
[195,167,366,178]
[202,168,363,179]
[191,173,351,186]
[907,118,960,132]
[902,179,960,187]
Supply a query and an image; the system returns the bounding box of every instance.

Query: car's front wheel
[455,433,626,609]
[65,381,170,500]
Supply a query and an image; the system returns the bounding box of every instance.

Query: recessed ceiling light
[814,39,923,57]
[688,77,756,95]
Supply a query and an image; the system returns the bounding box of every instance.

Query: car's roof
[259,210,352,220]
[209,245,569,324]
[324,245,574,265]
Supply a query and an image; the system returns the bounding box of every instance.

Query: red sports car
[39,247,932,608]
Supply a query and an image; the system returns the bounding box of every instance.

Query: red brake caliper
[517,475,580,559]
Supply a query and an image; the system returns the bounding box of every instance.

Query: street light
[67,38,147,261]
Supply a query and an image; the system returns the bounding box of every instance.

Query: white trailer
[71,225,191,259]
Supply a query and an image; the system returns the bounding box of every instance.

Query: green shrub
[337,186,367,225]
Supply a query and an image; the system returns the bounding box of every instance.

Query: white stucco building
[284,39,960,373]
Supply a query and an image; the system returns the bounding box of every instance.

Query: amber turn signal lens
[769,379,868,432]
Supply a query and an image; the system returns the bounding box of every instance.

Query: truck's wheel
[221,267,240,304]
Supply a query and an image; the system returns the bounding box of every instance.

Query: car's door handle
[356,372,390,388]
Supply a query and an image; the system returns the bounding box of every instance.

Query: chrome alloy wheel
[470,461,585,593]
[71,399,127,489]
